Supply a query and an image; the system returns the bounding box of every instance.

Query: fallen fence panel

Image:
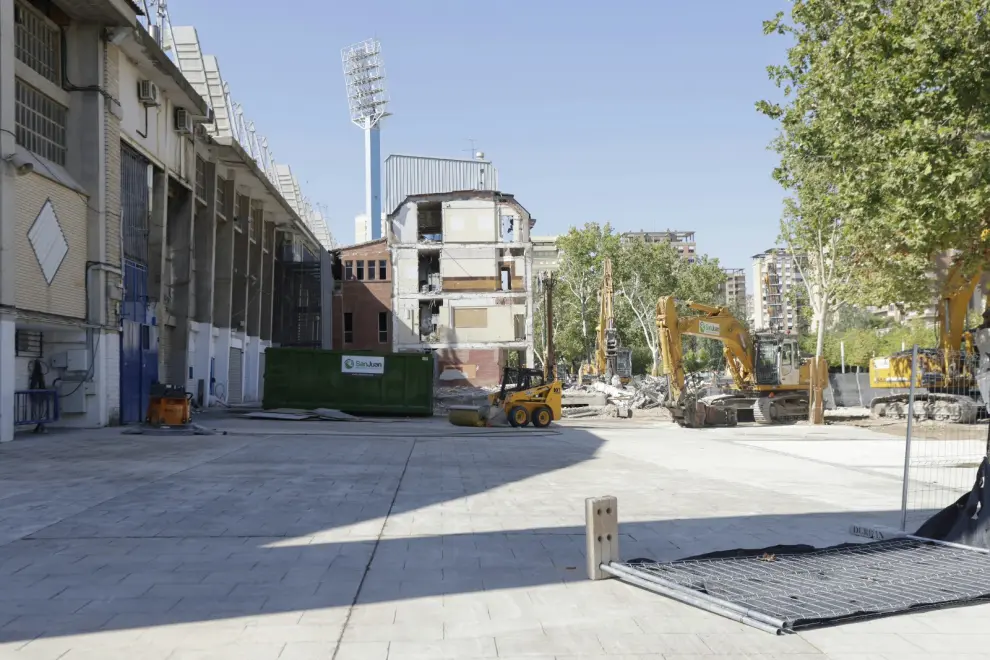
[609,538,990,633]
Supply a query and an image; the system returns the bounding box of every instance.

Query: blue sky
[173,0,791,274]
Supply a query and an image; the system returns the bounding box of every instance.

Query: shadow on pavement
[0,418,920,645]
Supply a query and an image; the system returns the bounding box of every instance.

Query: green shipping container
[263,348,434,416]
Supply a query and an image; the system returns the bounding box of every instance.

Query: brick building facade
[332,240,393,351]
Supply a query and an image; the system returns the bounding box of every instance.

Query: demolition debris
[561,375,670,419]
[432,376,670,420]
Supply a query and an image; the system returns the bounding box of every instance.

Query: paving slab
[0,418,985,657]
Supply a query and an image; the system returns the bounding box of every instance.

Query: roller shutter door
[228,347,243,403]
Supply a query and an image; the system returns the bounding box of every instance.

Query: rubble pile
[561,375,670,419]
[433,384,499,416]
[432,376,674,421]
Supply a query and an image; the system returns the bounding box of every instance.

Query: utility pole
[542,271,556,381]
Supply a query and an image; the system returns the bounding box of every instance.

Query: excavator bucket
[447,404,509,428]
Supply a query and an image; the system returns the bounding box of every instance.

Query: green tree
[759,1,990,313]
[550,225,727,374]
[555,223,622,364]
[613,241,727,374]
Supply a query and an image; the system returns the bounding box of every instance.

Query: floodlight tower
[342,39,390,241]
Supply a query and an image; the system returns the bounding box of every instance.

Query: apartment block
[0,2,328,441]
[720,268,747,309]
[751,248,804,334]
[868,251,990,326]
[621,230,697,263]
[332,239,392,351]
[389,190,534,386]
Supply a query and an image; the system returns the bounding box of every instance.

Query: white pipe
[601,564,783,635]
[905,533,990,555]
[605,562,787,629]
[900,344,919,531]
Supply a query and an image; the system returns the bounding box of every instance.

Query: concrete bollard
[585,495,619,580]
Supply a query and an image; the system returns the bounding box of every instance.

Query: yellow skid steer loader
[448,367,563,428]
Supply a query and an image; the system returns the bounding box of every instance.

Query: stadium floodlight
[342,39,390,240]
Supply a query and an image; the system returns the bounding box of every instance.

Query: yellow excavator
[579,259,632,385]
[868,256,985,423]
[657,296,827,427]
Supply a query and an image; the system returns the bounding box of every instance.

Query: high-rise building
[620,230,697,263]
[720,268,747,310]
[751,249,805,334]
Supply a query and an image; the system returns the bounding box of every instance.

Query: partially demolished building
[388,191,535,386]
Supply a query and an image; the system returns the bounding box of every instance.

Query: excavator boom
[657,296,754,400]
[580,258,630,384]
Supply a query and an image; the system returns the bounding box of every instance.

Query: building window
[15,329,43,358]
[379,312,388,343]
[379,260,387,280]
[344,312,353,343]
[14,1,61,85]
[367,260,376,280]
[216,176,227,218]
[344,260,353,280]
[453,307,488,329]
[356,260,365,280]
[195,156,207,200]
[14,79,66,165]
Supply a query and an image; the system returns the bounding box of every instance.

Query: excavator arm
[581,259,619,382]
[656,296,754,401]
[939,260,982,353]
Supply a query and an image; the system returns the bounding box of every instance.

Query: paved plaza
[1,415,988,659]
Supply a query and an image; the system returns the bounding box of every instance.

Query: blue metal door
[119,142,156,424]
[120,320,140,423]
[120,259,157,423]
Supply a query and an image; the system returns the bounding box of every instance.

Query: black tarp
[916,456,990,550]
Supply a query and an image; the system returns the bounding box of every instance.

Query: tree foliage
[800,321,936,368]
[758,0,990,311]
[536,224,726,375]
[803,307,987,368]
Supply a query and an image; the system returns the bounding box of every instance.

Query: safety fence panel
[900,346,988,532]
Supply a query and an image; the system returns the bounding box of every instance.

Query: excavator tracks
[752,395,807,425]
[870,393,980,424]
[670,393,808,427]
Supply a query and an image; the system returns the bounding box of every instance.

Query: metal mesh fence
[899,346,988,532]
[617,538,990,632]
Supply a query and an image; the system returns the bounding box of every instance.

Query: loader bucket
[448,405,490,427]
[447,404,509,428]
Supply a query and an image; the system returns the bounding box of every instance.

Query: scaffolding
[272,236,324,348]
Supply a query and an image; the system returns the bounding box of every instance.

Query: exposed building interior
[389,191,534,386]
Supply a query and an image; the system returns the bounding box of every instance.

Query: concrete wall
[392,299,421,347]
[436,348,502,386]
[442,200,499,242]
[440,246,498,279]
[437,299,523,343]
[391,202,418,244]
[15,174,88,319]
[393,249,421,295]
[118,56,194,181]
